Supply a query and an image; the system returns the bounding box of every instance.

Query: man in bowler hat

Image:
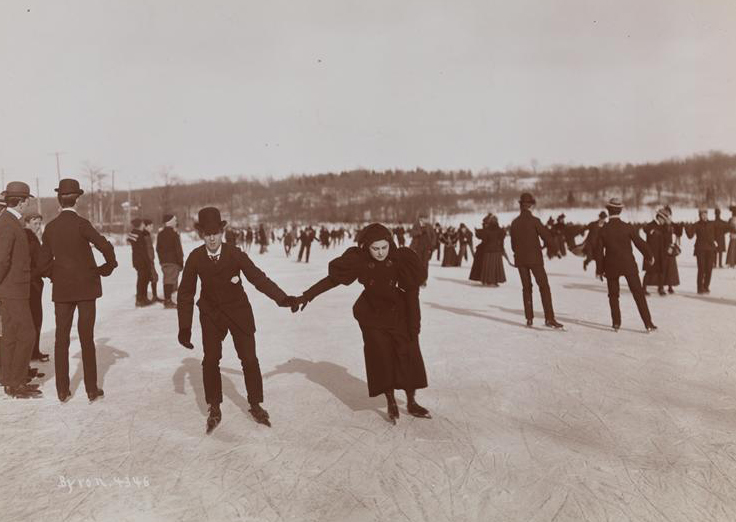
[594,197,657,332]
[177,207,299,433]
[685,208,717,294]
[38,178,118,402]
[0,182,42,398]
[509,193,564,328]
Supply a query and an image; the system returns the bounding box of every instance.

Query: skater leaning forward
[295,223,431,424]
[176,207,299,433]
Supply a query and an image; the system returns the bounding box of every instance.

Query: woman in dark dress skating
[295,223,431,424]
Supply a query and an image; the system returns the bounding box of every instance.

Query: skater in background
[297,225,315,262]
[282,227,294,257]
[224,225,238,246]
[433,223,442,261]
[594,197,657,332]
[245,226,254,251]
[713,208,727,268]
[143,219,162,303]
[660,207,681,294]
[394,225,406,247]
[176,207,299,433]
[440,226,460,267]
[469,214,507,287]
[128,218,153,307]
[545,217,560,259]
[553,215,568,257]
[38,178,117,402]
[0,182,41,399]
[457,223,473,264]
[582,211,607,276]
[409,212,436,286]
[257,224,269,254]
[295,223,430,424]
[642,210,668,296]
[726,206,736,268]
[156,213,184,309]
[25,213,49,362]
[685,208,716,294]
[509,193,564,328]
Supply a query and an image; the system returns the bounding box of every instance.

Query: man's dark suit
[509,209,556,322]
[0,210,34,389]
[25,229,44,359]
[685,220,716,293]
[38,209,117,397]
[177,243,289,406]
[594,217,654,327]
[128,228,151,301]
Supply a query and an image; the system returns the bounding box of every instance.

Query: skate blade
[206,420,221,434]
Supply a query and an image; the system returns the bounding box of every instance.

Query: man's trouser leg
[0,298,34,388]
[624,272,652,327]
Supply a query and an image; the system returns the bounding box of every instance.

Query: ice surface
[2,225,736,522]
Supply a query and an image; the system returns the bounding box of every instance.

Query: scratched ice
[2,210,735,522]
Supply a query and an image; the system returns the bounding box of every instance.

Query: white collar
[206,244,222,258]
[6,207,22,220]
[61,208,78,214]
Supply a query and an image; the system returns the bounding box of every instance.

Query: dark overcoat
[509,210,552,267]
[594,217,652,278]
[0,211,31,300]
[38,210,117,303]
[177,243,288,337]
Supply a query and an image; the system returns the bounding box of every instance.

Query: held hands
[178,329,194,349]
[278,295,310,313]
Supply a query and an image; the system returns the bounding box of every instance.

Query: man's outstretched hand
[178,329,194,349]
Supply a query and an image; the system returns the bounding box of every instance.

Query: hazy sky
[1,0,735,196]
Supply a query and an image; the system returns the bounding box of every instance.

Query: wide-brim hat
[605,197,624,210]
[2,181,34,198]
[195,207,227,235]
[55,178,84,196]
[519,192,536,205]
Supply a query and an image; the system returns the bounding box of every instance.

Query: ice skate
[407,401,432,419]
[249,404,271,427]
[206,404,222,434]
[88,388,104,403]
[545,319,564,329]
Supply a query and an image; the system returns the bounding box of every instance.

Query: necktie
[210,254,220,262]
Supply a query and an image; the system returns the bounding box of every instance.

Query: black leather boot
[206,404,222,434]
[385,391,399,424]
[406,389,431,419]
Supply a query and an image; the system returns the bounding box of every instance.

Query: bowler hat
[2,181,34,198]
[605,197,624,209]
[55,178,84,196]
[519,193,536,205]
[195,207,227,235]
[163,213,175,223]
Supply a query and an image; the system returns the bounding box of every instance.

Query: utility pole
[49,151,65,182]
[126,183,132,234]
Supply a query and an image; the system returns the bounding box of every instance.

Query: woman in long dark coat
[642,213,667,295]
[298,223,430,424]
[441,227,460,267]
[469,215,507,286]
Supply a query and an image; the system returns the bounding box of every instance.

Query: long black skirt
[359,324,428,397]
[469,252,506,285]
[727,238,736,267]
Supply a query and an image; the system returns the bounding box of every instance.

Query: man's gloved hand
[297,295,310,312]
[178,329,194,349]
[96,263,114,277]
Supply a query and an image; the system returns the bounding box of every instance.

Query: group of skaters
[2,176,736,436]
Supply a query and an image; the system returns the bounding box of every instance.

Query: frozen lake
[2,225,736,522]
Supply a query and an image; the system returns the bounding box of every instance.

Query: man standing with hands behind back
[0,182,41,398]
[38,178,118,403]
